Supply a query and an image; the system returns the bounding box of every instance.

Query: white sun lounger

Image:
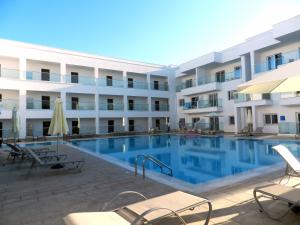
[272,145,300,183]
[64,191,212,225]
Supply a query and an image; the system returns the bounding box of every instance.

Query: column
[60,91,67,110]
[251,105,257,132]
[123,71,127,88]
[241,56,247,82]
[19,89,27,138]
[147,97,151,112]
[123,117,128,132]
[148,117,152,131]
[234,107,241,134]
[60,63,66,83]
[250,51,255,76]
[147,73,151,90]
[195,67,199,85]
[94,67,99,134]
[19,57,26,80]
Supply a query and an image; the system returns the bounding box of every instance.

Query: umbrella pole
[56,133,59,156]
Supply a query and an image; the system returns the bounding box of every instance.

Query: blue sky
[0,0,300,65]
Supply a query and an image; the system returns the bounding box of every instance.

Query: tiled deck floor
[0,144,299,225]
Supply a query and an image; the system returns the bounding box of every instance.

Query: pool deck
[0,144,299,225]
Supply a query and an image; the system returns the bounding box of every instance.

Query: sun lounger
[272,145,300,183]
[253,183,300,219]
[27,148,84,172]
[64,191,212,225]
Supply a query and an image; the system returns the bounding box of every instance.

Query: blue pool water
[70,135,300,185]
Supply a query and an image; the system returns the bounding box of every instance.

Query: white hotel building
[0,15,300,139]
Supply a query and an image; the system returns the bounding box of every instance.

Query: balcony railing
[128,80,148,89]
[66,75,96,86]
[26,71,61,82]
[255,49,300,73]
[26,98,55,110]
[198,70,241,86]
[66,101,95,110]
[128,103,148,111]
[98,78,124,88]
[99,125,125,134]
[176,79,196,92]
[151,104,169,111]
[99,103,124,111]
[278,122,299,134]
[0,99,19,110]
[183,99,222,110]
[150,83,168,91]
[0,68,20,79]
[234,93,271,103]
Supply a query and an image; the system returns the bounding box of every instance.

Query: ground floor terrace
[0,142,299,225]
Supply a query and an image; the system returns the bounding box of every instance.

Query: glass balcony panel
[66,101,95,110]
[98,78,124,87]
[128,103,148,111]
[26,71,61,82]
[0,68,20,79]
[26,98,55,110]
[0,99,19,110]
[99,103,124,110]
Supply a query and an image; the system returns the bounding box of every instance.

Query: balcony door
[191,97,198,108]
[155,119,160,130]
[41,96,50,109]
[208,93,218,107]
[215,70,225,82]
[43,121,50,136]
[108,120,114,133]
[128,78,133,88]
[72,120,79,135]
[41,69,50,81]
[72,97,79,110]
[128,99,134,110]
[129,119,134,131]
[71,72,79,83]
[155,100,160,111]
[154,80,159,90]
[107,99,113,110]
[106,76,113,86]
[209,117,219,131]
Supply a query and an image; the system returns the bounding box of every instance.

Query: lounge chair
[253,183,300,219]
[272,145,300,184]
[64,191,212,225]
[27,148,84,172]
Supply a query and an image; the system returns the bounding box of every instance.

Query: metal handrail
[135,154,173,178]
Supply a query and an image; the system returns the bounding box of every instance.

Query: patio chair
[64,191,212,225]
[272,145,300,184]
[253,183,300,219]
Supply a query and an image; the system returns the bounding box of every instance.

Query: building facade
[0,40,176,138]
[0,15,300,139]
[176,15,300,135]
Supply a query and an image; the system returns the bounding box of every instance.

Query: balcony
[66,75,96,86]
[198,69,241,86]
[127,80,148,89]
[0,68,19,79]
[255,49,300,74]
[0,99,18,110]
[99,103,124,111]
[26,98,55,110]
[176,79,196,92]
[66,101,95,110]
[278,122,299,135]
[280,93,300,106]
[98,78,124,88]
[151,103,169,111]
[150,83,168,91]
[128,103,148,111]
[26,71,61,82]
[183,99,222,113]
[234,93,272,107]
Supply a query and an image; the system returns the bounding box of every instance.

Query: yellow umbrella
[48,97,69,155]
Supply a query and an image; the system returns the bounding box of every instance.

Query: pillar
[123,71,127,88]
[234,107,241,134]
[60,63,66,83]
[250,51,255,76]
[94,67,99,134]
[251,105,257,132]
[19,57,26,80]
[123,94,128,132]
[148,117,152,131]
[123,117,128,132]
[147,97,152,112]
[147,73,151,90]
[60,91,67,110]
[19,89,27,138]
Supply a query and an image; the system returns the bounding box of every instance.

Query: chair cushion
[64,212,130,225]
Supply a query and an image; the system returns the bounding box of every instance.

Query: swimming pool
[70,134,300,187]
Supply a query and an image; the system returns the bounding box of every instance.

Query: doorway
[72,120,79,135]
[108,120,114,133]
[209,117,219,131]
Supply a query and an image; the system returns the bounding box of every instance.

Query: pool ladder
[134,154,173,179]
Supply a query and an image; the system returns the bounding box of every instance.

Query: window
[72,120,79,134]
[275,53,282,68]
[267,56,272,70]
[108,120,114,133]
[264,114,278,125]
[43,121,51,136]
[154,80,159,90]
[229,116,235,125]
[41,96,50,109]
[228,90,236,100]
[155,100,160,111]
[41,69,50,81]
[179,99,184,107]
[262,93,271,100]
[71,72,79,83]
[234,66,241,78]
[155,119,160,130]
[107,99,113,110]
[185,79,193,88]
[128,99,134,110]
[215,70,225,82]
[209,93,218,106]
[128,78,133,88]
[191,97,198,108]
[129,120,134,131]
[106,76,113,86]
[296,91,300,97]
[71,97,79,110]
